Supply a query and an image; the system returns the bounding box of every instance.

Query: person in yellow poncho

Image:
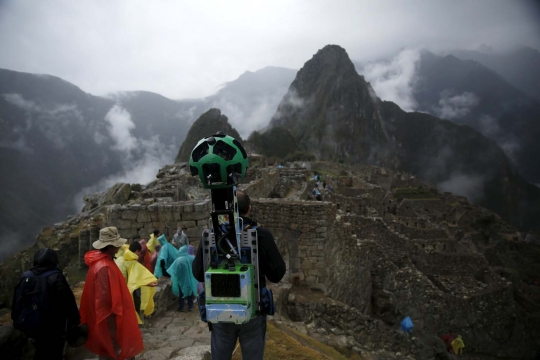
[115,241,158,324]
[146,229,161,254]
[115,243,129,259]
[451,334,465,356]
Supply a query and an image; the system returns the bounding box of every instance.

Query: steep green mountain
[269,45,396,167]
[175,108,242,162]
[267,45,540,231]
[246,126,298,160]
[379,101,540,230]
[412,51,540,184]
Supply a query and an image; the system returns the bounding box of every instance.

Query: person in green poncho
[167,245,199,312]
[153,234,179,278]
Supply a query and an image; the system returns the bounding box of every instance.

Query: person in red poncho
[79,227,144,360]
[137,239,151,270]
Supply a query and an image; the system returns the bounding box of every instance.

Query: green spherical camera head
[189,132,248,189]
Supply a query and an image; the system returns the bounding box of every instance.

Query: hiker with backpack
[11,248,81,360]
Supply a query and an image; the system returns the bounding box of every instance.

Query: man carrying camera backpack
[11,248,81,360]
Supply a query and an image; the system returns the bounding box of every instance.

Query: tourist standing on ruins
[452,335,465,356]
[11,248,81,360]
[138,239,151,269]
[154,234,179,278]
[193,190,286,360]
[167,245,199,312]
[148,244,161,274]
[172,227,189,249]
[146,229,160,254]
[312,186,322,201]
[79,227,144,360]
[115,241,158,324]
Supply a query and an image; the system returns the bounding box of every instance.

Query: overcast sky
[1,0,539,99]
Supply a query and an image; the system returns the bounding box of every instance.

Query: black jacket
[192,217,286,289]
[13,248,81,335]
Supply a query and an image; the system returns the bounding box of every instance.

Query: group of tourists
[312,172,333,200]
[11,226,199,359]
[11,191,286,360]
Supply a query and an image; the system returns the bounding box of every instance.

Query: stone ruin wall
[250,199,336,289]
[239,168,280,199]
[103,200,212,249]
[318,215,540,358]
[99,193,336,290]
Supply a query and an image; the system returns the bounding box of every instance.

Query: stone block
[121,210,138,220]
[178,220,197,229]
[290,258,300,270]
[308,269,325,277]
[113,219,132,229]
[289,248,298,258]
[183,204,194,213]
[291,272,305,281]
[160,211,175,222]
[305,275,317,283]
[187,227,205,239]
[165,222,177,232]
[137,211,151,223]
[121,228,138,239]
[194,201,209,212]
[182,211,208,221]
[301,259,313,270]
[139,228,152,238]
[109,208,121,219]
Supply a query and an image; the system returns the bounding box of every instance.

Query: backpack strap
[243,223,258,231]
[23,269,60,279]
[39,269,61,278]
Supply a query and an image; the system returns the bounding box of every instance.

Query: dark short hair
[237,190,250,216]
[129,241,142,252]
[153,229,160,236]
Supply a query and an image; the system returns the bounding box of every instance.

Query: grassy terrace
[233,321,362,360]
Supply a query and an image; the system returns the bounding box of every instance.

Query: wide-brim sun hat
[92,226,127,249]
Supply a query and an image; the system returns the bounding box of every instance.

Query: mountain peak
[175,108,242,163]
[268,44,395,167]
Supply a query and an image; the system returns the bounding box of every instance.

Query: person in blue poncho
[154,234,179,278]
[167,245,199,312]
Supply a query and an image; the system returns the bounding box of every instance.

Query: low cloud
[272,89,308,122]
[104,105,137,153]
[362,49,420,112]
[438,173,484,202]
[2,92,83,150]
[211,95,284,139]
[436,90,479,119]
[0,228,27,261]
[73,105,176,210]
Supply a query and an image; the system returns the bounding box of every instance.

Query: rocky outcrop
[174,109,242,163]
[269,45,396,168]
